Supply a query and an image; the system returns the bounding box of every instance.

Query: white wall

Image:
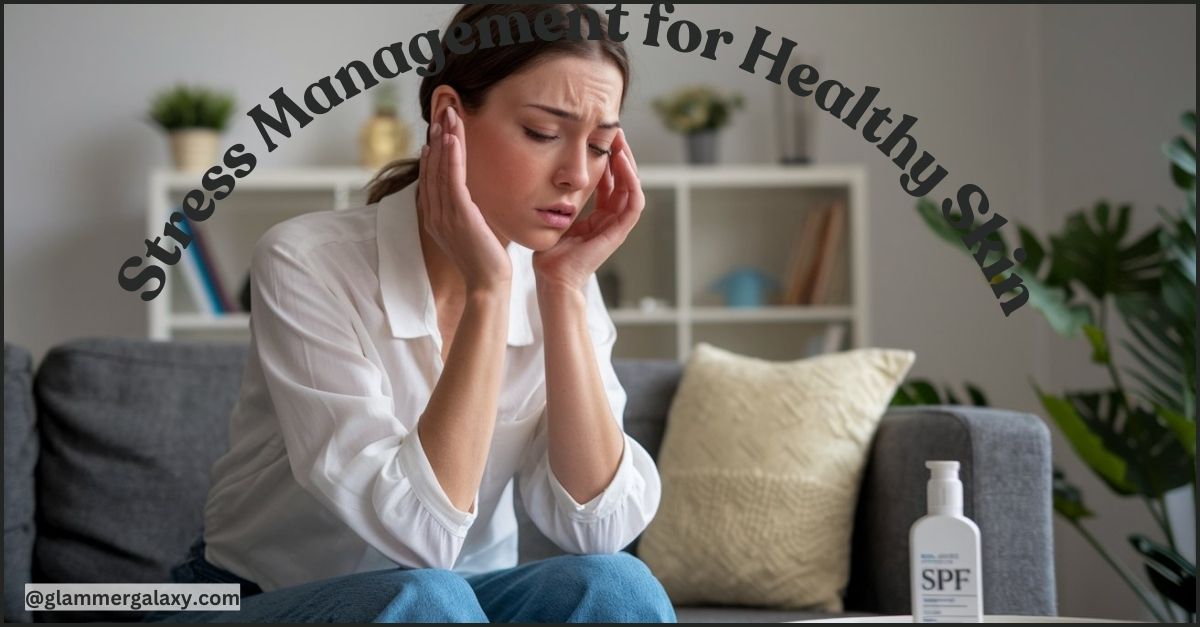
[3,4,1193,620]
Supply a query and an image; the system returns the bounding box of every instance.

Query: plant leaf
[1017,270,1093,336]
[1043,201,1162,301]
[1130,533,1197,613]
[1062,389,1193,498]
[1117,290,1193,420]
[913,197,1094,333]
[1052,467,1093,522]
[889,379,991,408]
[1036,387,1134,495]
[1154,404,1196,460]
[1164,136,1196,178]
[1082,324,1110,364]
[966,383,989,407]
[1018,225,1046,274]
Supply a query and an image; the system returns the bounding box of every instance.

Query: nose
[553,142,591,192]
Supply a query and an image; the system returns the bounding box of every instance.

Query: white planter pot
[169,129,220,172]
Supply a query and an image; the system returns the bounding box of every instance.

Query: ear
[429,85,464,125]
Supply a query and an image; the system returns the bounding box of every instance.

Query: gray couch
[4,338,1057,623]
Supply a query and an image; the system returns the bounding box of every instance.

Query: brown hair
[363,4,631,205]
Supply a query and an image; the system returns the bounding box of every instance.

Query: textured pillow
[638,343,916,611]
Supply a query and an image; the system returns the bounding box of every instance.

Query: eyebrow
[524,104,620,129]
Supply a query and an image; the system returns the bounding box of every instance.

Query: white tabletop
[794,615,1130,623]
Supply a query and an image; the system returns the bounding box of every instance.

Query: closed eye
[524,127,611,158]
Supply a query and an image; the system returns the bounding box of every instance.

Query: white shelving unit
[147,165,869,362]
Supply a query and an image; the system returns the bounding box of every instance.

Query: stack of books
[175,213,241,315]
[780,199,848,306]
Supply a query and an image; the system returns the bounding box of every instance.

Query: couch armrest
[844,405,1056,617]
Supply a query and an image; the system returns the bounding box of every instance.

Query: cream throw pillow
[638,343,916,611]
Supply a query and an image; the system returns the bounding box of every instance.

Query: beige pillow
[638,343,916,611]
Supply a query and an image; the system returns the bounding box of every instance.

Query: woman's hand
[531,128,644,292]
[419,105,513,292]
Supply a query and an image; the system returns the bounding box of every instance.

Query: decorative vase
[710,267,779,307]
[685,129,719,164]
[169,129,220,172]
[360,113,412,169]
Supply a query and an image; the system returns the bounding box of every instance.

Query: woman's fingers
[615,128,638,175]
[417,143,430,219]
[445,108,472,214]
[427,116,445,225]
[597,159,615,213]
[610,149,642,234]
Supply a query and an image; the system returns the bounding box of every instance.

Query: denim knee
[359,568,487,623]
[554,552,676,622]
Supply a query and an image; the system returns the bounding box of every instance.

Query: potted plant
[652,85,744,164]
[894,110,1197,622]
[147,84,235,172]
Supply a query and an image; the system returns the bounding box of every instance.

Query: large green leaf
[1164,136,1195,179]
[1064,390,1193,498]
[1155,404,1196,460]
[1035,387,1133,495]
[1156,204,1197,286]
[914,198,1094,336]
[1044,202,1162,301]
[1130,533,1197,614]
[1117,288,1195,423]
[1017,269,1093,336]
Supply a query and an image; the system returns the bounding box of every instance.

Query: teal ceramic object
[710,267,779,307]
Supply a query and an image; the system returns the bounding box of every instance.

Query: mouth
[535,203,576,229]
[535,203,577,218]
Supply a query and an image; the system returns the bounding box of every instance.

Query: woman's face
[449,55,624,251]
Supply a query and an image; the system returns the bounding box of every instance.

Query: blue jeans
[142,539,676,623]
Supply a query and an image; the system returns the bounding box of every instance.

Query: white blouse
[201,181,662,592]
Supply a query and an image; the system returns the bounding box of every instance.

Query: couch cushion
[515,359,682,564]
[637,343,915,612]
[5,343,37,623]
[31,338,247,622]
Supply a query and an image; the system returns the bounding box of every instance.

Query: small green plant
[147,84,235,132]
[652,85,744,134]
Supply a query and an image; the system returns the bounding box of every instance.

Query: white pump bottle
[910,461,983,623]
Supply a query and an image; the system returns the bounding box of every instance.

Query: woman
[145,4,673,623]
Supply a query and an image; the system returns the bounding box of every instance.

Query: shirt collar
[376,182,535,347]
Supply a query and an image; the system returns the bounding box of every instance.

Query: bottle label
[915,551,980,622]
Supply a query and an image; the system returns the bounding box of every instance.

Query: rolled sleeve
[396,425,479,536]
[516,274,663,554]
[249,228,475,570]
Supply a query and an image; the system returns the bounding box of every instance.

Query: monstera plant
[892,110,1196,622]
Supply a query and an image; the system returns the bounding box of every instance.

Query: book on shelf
[806,199,846,305]
[781,203,830,305]
[175,215,235,315]
[190,217,237,313]
[821,238,850,305]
